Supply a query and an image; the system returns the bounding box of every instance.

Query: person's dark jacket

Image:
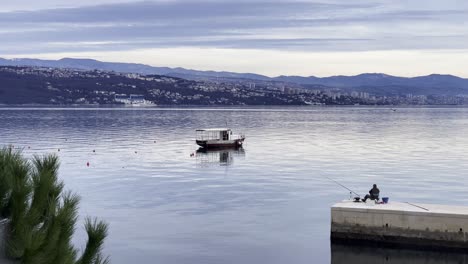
[369,187,380,199]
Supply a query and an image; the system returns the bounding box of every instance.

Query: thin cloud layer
[1,0,467,55]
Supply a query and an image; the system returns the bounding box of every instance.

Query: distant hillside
[276,73,468,96]
[0,66,346,106]
[1,57,468,96]
[0,57,271,82]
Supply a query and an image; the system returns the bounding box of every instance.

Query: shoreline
[1,104,468,110]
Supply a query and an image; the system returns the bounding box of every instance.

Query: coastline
[1,104,468,109]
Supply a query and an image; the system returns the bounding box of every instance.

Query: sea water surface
[1,106,468,264]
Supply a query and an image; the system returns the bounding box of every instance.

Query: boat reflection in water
[331,243,468,264]
[195,147,245,167]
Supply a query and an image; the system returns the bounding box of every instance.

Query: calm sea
[1,106,468,264]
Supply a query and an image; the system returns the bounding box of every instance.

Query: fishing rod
[323,175,361,198]
[405,202,429,211]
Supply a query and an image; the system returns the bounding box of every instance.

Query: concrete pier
[331,200,468,251]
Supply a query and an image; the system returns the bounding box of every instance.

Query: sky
[1,0,468,77]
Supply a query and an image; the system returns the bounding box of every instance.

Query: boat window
[197,130,223,140]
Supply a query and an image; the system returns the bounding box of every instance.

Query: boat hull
[196,139,244,149]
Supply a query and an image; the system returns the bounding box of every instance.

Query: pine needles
[0,147,110,264]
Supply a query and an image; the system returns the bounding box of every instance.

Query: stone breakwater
[331,201,468,251]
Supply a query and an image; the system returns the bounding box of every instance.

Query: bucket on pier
[382,197,389,204]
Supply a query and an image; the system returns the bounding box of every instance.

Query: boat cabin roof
[196,128,231,132]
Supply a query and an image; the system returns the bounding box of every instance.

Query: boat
[114,94,155,107]
[195,128,245,149]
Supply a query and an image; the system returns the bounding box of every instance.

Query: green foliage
[0,147,25,218]
[0,147,110,264]
[77,218,110,264]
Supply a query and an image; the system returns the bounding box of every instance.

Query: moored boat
[195,128,245,149]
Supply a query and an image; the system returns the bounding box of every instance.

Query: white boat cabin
[196,128,234,141]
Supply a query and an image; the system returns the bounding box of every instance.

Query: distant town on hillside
[1,58,468,106]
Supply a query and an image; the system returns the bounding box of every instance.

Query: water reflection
[195,147,246,167]
[331,243,468,264]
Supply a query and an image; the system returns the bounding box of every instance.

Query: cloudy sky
[1,0,468,77]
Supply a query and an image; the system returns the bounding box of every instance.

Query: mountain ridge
[1,57,468,96]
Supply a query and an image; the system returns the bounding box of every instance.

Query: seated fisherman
[362,184,380,202]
